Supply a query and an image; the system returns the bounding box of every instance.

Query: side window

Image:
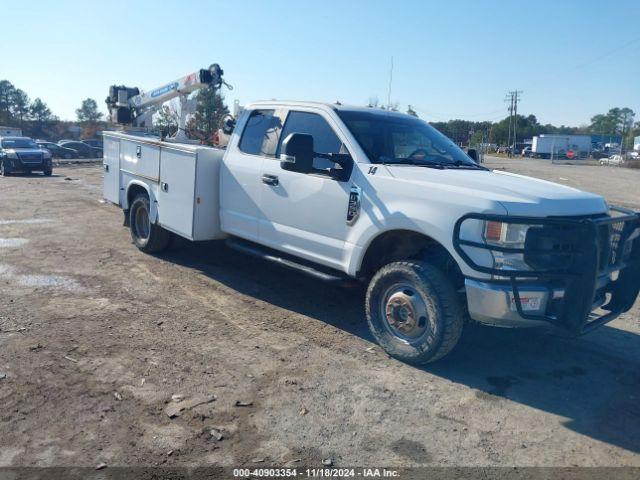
[277,111,347,171]
[238,109,283,157]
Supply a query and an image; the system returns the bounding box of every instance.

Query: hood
[385,166,608,217]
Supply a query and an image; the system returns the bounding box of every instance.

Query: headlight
[483,221,531,272]
[6,151,18,159]
[484,221,529,245]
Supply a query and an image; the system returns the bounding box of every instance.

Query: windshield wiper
[442,160,488,170]
[379,159,445,169]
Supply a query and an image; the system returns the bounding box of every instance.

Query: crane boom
[106,64,229,141]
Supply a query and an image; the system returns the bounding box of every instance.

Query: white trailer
[634,135,640,152]
[531,134,591,159]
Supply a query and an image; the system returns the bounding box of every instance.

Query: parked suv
[0,136,53,176]
[36,141,77,159]
[59,140,102,158]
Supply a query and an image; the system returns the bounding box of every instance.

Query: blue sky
[2,0,639,126]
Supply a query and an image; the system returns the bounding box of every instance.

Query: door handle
[262,174,279,186]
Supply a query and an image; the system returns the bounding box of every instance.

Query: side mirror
[280,133,314,173]
[467,148,478,163]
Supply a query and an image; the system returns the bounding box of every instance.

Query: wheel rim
[134,204,150,241]
[379,283,430,343]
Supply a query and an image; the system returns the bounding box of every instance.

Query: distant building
[0,126,22,136]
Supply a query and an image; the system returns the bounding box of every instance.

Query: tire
[129,193,171,253]
[43,168,52,176]
[0,160,8,177]
[366,260,464,364]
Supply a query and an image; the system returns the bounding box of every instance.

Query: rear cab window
[238,109,283,157]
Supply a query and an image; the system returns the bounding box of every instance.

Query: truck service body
[103,73,640,364]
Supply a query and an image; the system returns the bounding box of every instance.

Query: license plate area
[509,293,542,312]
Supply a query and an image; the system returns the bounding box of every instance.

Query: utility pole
[387,56,394,110]
[505,90,523,157]
[512,90,522,156]
[505,92,514,156]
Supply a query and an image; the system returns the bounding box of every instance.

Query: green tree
[192,89,229,143]
[76,98,103,124]
[10,89,30,126]
[0,80,16,125]
[406,105,418,117]
[29,98,53,137]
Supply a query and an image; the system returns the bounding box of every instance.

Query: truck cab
[103,101,640,364]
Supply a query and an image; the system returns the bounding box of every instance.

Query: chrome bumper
[465,279,553,328]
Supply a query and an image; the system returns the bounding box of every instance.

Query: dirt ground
[0,158,639,469]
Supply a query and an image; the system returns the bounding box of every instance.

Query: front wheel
[43,168,52,176]
[366,260,464,364]
[129,193,171,253]
[0,160,8,177]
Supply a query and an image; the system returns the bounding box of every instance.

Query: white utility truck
[103,65,640,364]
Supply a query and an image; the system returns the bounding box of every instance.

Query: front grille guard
[453,206,640,334]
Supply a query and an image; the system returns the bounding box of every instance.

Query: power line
[409,105,508,120]
[523,35,640,93]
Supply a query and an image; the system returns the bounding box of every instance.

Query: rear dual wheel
[129,194,171,253]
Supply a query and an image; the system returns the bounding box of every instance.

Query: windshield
[1,138,39,149]
[336,110,481,168]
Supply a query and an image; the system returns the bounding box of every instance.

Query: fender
[346,224,449,277]
[124,179,160,224]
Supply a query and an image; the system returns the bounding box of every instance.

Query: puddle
[0,264,84,293]
[0,219,53,225]
[0,238,29,248]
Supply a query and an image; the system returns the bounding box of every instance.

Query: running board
[226,238,355,285]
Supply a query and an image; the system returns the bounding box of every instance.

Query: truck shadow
[164,239,640,455]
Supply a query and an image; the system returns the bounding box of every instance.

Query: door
[102,137,120,204]
[158,147,196,238]
[220,109,284,242]
[259,110,353,270]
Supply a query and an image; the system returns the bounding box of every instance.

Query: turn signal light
[485,221,503,242]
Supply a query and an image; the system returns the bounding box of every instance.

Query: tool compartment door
[102,136,121,204]
[158,147,196,239]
